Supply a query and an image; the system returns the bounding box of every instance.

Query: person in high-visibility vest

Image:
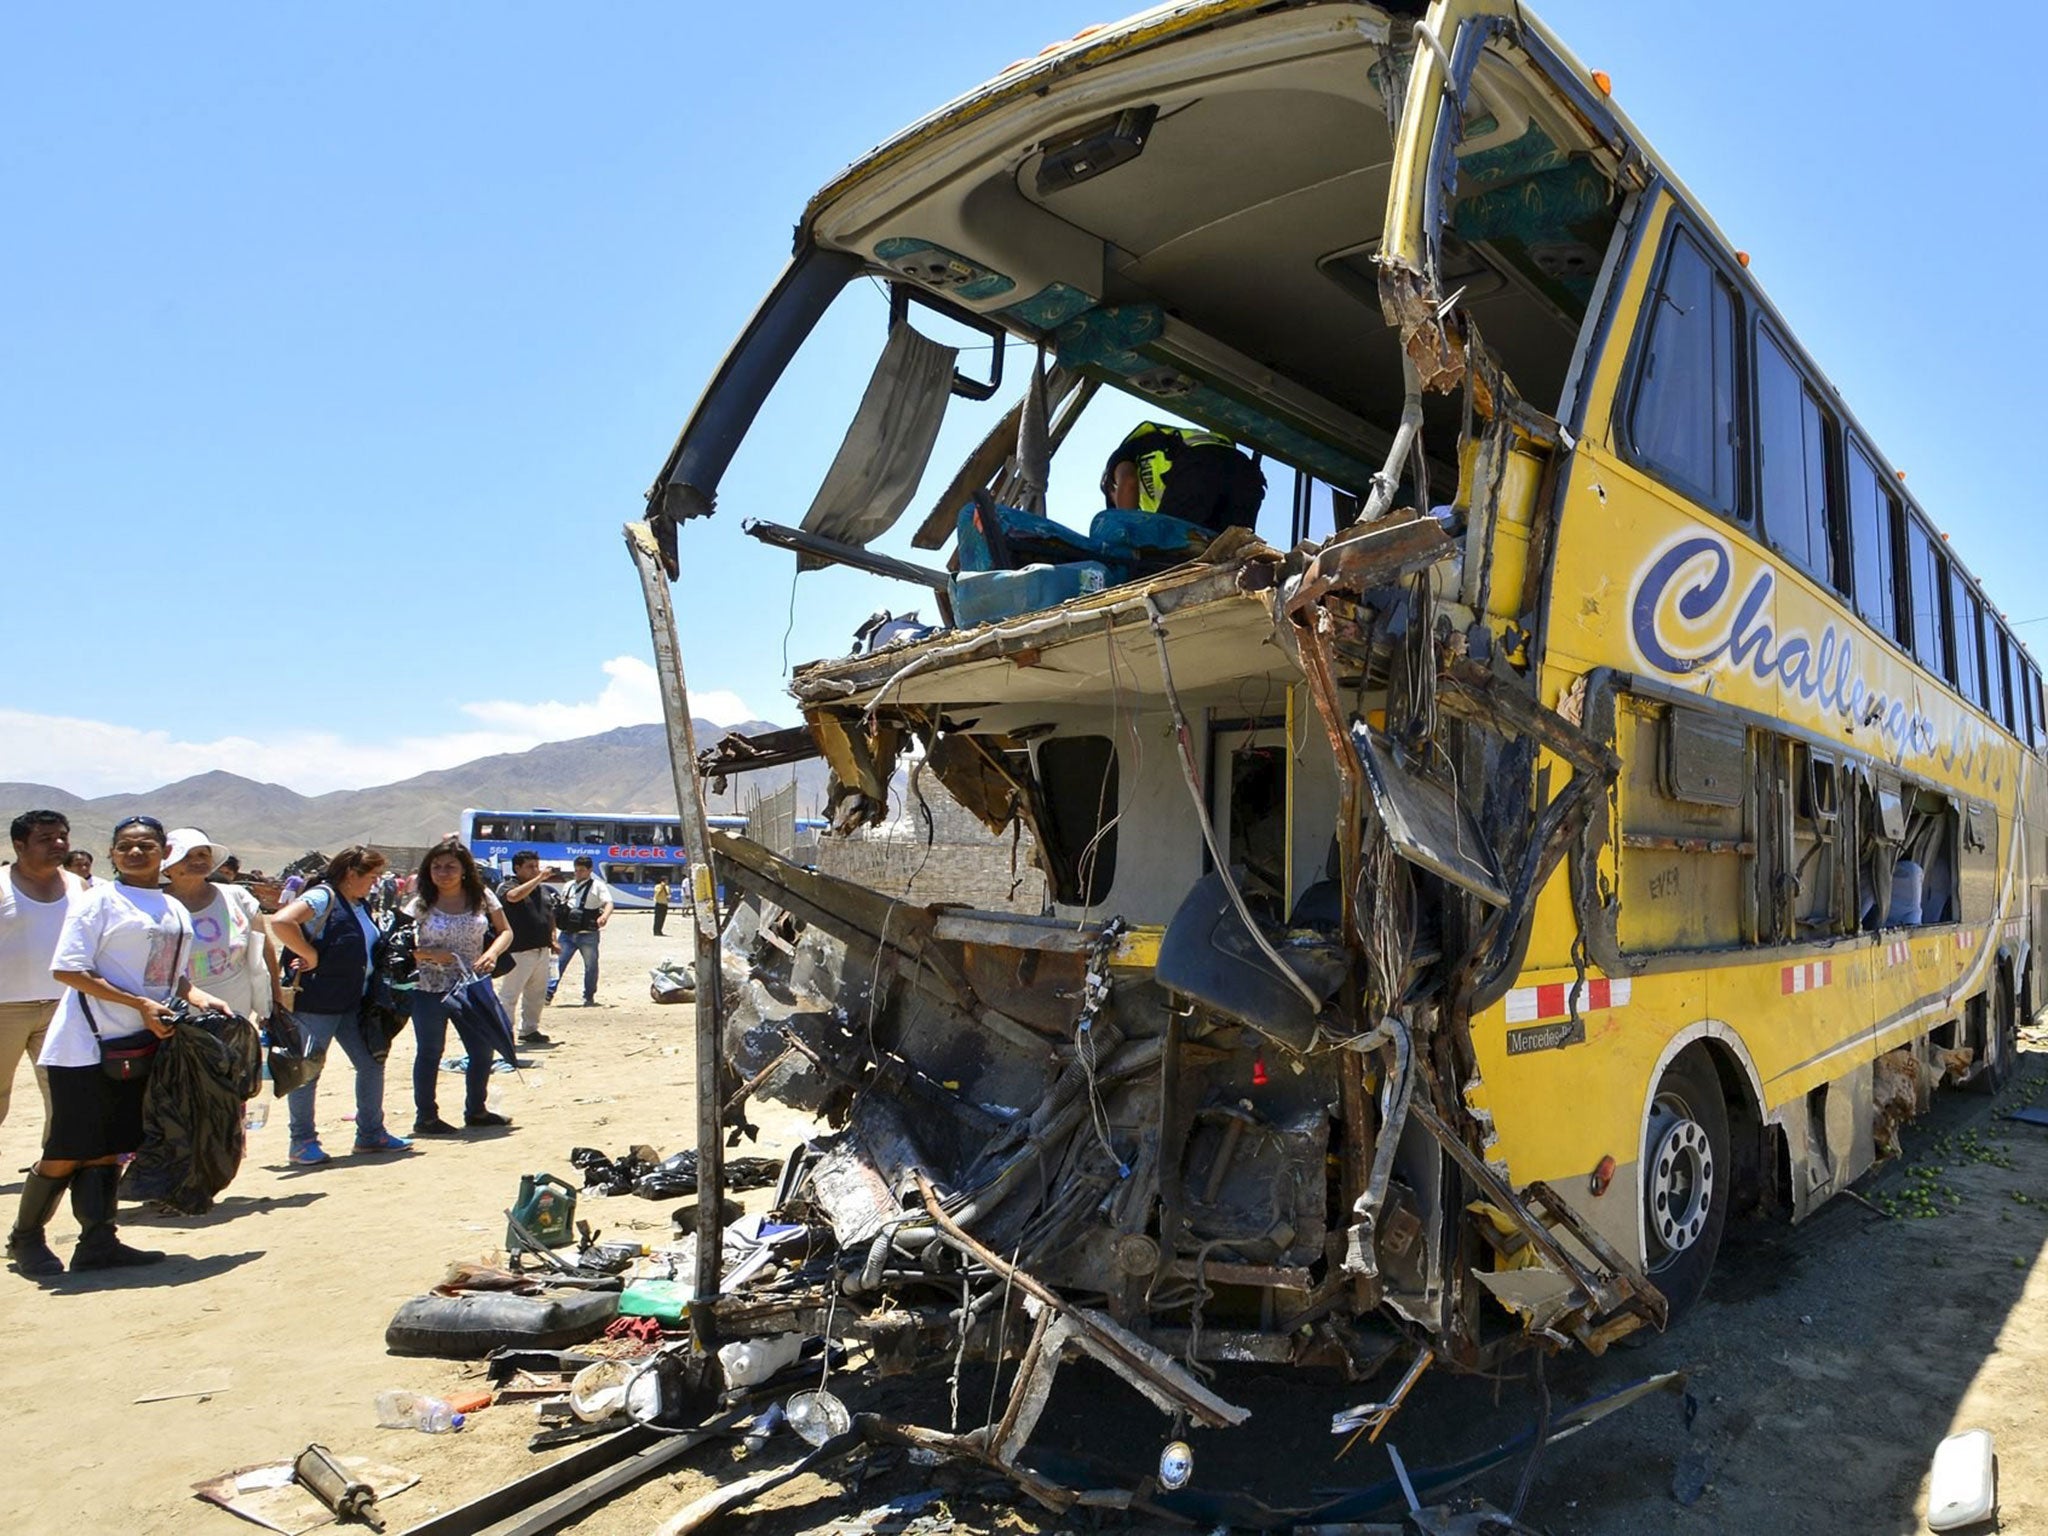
[1100,422,1265,533]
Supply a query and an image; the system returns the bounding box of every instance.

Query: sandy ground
[6,920,2048,1535]
[0,917,726,1536]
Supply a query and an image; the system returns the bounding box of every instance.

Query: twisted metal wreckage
[613,349,1667,1516]
[597,2,1696,1517]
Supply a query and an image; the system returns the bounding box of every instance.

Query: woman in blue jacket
[270,846,409,1165]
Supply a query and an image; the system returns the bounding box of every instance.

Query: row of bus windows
[1628,227,2044,747]
[472,816,681,847]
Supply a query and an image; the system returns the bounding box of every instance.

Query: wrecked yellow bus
[637,0,2045,1470]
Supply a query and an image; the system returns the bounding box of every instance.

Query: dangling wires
[1144,594,1321,1013]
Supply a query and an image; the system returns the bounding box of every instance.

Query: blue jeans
[553,931,600,1002]
[409,989,494,1123]
[286,1007,388,1147]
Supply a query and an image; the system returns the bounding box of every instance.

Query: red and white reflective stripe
[1885,940,1910,966]
[1780,960,1832,994]
[1503,977,1632,1024]
[1958,929,1979,954]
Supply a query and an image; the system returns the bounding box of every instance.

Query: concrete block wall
[816,779,1048,914]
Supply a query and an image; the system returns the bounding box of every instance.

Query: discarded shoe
[353,1130,413,1154]
[412,1117,460,1137]
[289,1140,333,1166]
[464,1110,513,1129]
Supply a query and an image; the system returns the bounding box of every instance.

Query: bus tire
[1980,965,2019,1095]
[1641,1049,1730,1324]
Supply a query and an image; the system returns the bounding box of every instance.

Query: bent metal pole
[625,520,727,1339]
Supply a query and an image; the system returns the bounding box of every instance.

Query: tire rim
[1645,1093,1714,1263]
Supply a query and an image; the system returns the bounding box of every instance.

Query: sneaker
[518,1030,552,1046]
[464,1110,513,1129]
[412,1116,460,1137]
[352,1130,413,1154]
[288,1140,332,1166]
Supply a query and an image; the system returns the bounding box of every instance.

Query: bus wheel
[1641,1050,1730,1323]
[1985,966,2019,1094]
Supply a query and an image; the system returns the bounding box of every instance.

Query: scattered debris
[193,1455,415,1536]
[652,959,698,1004]
[570,1144,781,1199]
[384,1288,620,1358]
[293,1444,388,1531]
[135,1372,233,1404]
[1927,1428,1997,1531]
[1670,1443,1711,1508]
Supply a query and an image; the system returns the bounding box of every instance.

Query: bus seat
[955,498,1105,573]
[1089,508,1213,572]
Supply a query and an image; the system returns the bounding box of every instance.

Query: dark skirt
[43,1062,148,1161]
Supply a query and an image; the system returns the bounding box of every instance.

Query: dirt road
[4,920,2045,1533]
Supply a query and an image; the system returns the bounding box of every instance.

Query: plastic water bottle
[375,1390,464,1433]
[716,1332,804,1388]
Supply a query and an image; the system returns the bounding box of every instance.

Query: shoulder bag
[556,879,595,934]
[79,929,187,1083]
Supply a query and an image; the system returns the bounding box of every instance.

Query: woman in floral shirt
[405,840,512,1136]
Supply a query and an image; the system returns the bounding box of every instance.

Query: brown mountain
[0,718,828,872]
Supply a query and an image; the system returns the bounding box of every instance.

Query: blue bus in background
[458,807,746,910]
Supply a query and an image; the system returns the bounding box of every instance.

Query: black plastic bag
[123,1021,250,1215]
[265,1007,326,1096]
[359,976,408,1065]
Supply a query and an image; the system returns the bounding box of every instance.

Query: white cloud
[462,660,757,738]
[0,657,760,797]
[460,656,665,737]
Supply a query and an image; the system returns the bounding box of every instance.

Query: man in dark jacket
[493,851,559,1045]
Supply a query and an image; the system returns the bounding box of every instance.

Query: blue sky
[7,2,2042,794]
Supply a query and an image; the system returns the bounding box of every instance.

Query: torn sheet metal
[1353,722,1507,906]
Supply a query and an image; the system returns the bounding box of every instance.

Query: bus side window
[1982,605,2007,726]
[1625,228,1740,518]
[1902,516,1948,679]
[1885,785,1958,927]
[2003,626,2025,737]
[1615,699,1751,955]
[1788,746,1852,938]
[1845,441,1901,645]
[1951,574,1983,705]
[1755,328,1841,590]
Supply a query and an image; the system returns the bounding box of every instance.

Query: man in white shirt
[0,811,84,1136]
[546,856,614,1007]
